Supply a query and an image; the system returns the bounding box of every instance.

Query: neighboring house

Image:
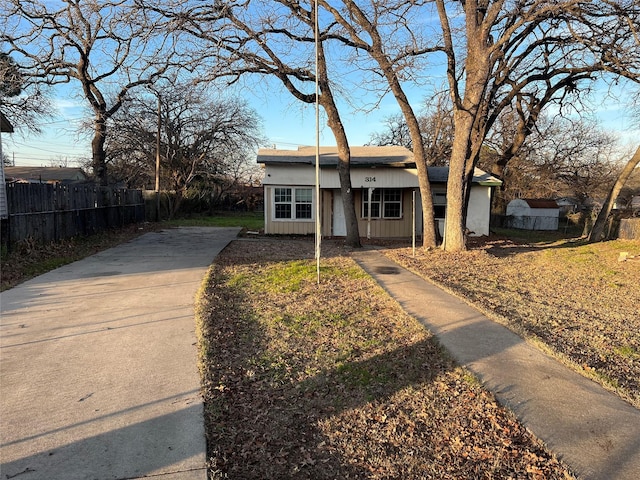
[0,111,14,220]
[257,145,502,239]
[506,198,560,231]
[4,166,88,184]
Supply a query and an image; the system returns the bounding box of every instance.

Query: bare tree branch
[1,0,185,184]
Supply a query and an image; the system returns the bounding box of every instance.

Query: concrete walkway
[352,249,640,480]
[1,227,240,480]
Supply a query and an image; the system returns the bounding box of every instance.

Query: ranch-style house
[257,145,502,239]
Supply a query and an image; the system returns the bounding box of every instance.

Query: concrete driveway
[1,227,240,480]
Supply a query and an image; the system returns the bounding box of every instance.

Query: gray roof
[257,146,502,186]
[5,167,88,183]
[257,145,415,167]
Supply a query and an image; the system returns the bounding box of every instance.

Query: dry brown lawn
[198,237,575,479]
[6,225,634,478]
[384,234,640,409]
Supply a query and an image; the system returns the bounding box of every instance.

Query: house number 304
[365,177,376,182]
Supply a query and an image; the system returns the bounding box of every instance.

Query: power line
[8,140,89,155]
[15,116,90,127]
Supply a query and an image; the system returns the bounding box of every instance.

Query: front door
[332,190,346,236]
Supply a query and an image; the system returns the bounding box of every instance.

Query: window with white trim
[274,187,313,220]
[362,188,402,219]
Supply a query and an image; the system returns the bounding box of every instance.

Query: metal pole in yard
[412,189,416,257]
[314,0,321,285]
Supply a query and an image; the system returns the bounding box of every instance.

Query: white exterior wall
[263,164,496,238]
[467,187,492,236]
[263,165,315,186]
[506,199,530,217]
[328,168,419,189]
[506,199,558,219]
[0,162,7,219]
[263,164,421,189]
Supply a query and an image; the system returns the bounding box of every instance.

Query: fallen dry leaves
[198,237,574,479]
[1,222,161,291]
[384,235,640,408]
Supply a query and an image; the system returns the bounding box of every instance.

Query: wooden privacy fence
[3,183,145,245]
[619,218,640,240]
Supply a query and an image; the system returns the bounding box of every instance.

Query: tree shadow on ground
[473,237,588,258]
[200,253,569,479]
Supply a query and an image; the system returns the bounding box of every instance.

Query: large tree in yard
[219,0,640,250]
[317,0,443,247]
[588,146,640,242]
[167,0,363,247]
[107,83,264,216]
[0,0,183,185]
[588,4,640,242]
[486,116,624,210]
[433,0,640,251]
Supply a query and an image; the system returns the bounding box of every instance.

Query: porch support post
[367,187,374,240]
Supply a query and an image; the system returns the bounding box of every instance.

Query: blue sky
[3,80,415,166]
[4,74,639,168]
[3,0,638,168]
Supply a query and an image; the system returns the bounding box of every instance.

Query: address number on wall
[365,177,376,182]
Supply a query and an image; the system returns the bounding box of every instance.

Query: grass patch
[163,211,264,230]
[198,238,573,479]
[615,345,640,359]
[490,226,584,244]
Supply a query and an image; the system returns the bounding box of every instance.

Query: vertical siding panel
[264,187,272,234]
[322,190,332,237]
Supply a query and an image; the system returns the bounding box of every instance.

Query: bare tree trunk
[375,60,437,248]
[588,146,640,242]
[335,0,437,249]
[322,87,361,248]
[444,109,475,251]
[439,0,493,252]
[92,116,108,186]
[318,35,359,246]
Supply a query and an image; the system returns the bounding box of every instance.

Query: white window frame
[272,186,315,221]
[362,188,403,219]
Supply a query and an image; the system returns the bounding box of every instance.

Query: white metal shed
[506,198,560,230]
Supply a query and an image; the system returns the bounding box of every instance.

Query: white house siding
[263,185,316,235]
[322,167,419,190]
[261,159,499,239]
[467,187,492,236]
[322,191,333,237]
[262,163,420,190]
[0,113,12,219]
[264,165,315,186]
[506,199,533,216]
[330,189,346,236]
[0,162,7,219]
